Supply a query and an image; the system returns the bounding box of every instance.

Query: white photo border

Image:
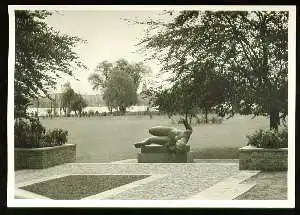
[7,5,296,208]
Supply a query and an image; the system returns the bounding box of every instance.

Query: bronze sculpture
[134,119,192,152]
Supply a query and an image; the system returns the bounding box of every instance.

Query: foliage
[154,77,200,126]
[89,59,150,90]
[102,70,138,114]
[246,128,288,148]
[15,10,86,119]
[14,117,68,148]
[70,93,87,116]
[209,115,224,124]
[89,59,151,113]
[46,109,52,117]
[140,83,156,119]
[87,110,95,117]
[41,129,68,147]
[138,11,288,130]
[60,83,87,117]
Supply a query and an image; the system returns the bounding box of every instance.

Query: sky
[44,10,168,95]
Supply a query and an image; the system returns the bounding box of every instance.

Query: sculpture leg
[134,136,170,148]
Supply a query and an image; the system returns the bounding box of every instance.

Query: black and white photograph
[7,5,296,208]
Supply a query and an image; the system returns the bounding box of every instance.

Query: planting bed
[20,174,150,200]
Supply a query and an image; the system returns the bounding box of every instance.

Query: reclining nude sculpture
[134,119,193,153]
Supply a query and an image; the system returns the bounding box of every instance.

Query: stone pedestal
[137,144,193,163]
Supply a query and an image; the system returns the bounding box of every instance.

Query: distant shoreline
[27,105,156,116]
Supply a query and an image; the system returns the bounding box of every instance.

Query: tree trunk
[36,98,39,118]
[270,108,280,131]
[167,113,171,119]
[119,105,126,115]
[50,99,53,119]
[204,106,208,124]
[185,112,188,124]
[149,110,152,119]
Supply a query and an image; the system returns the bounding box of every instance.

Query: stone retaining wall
[239,146,287,171]
[15,144,76,170]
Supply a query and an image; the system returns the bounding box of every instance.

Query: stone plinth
[239,146,287,171]
[137,144,193,163]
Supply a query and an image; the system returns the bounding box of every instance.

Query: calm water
[27,105,153,116]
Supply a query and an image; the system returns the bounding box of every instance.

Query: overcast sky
[44,10,167,95]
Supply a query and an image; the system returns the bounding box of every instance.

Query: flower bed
[14,117,74,169]
[239,128,288,171]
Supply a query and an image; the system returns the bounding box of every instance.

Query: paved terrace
[15,160,259,200]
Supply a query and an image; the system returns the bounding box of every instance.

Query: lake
[27,105,155,116]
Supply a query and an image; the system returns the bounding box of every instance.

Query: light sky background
[44,10,169,95]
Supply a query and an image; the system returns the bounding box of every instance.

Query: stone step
[188,170,260,200]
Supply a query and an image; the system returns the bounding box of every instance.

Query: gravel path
[15,162,239,200]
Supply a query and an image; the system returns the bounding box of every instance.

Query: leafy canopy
[89,59,151,113]
[138,10,288,129]
[15,10,87,118]
[103,70,137,113]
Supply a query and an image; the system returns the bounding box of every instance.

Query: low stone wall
[239,146,287,171]
[15,144,76,170]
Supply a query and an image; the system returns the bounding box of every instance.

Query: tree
[89,59,150,113]
[89,59,150,90]
[154,76,200,126]
[60,83,76,116]
[15,10,86,119]
[71,94,87,117]
[140,83,156,119]
[138,11,288,130]
[102,70,137,114]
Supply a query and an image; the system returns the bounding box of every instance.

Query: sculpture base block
[141,144,190,153]
[137,152,193,163]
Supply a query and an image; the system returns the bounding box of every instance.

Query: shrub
[246,128,288,148]
[209,115,223,124]
[46,109,52,117]
[196,116,206,124]
[15,117,68,148]
[177,118,185,124]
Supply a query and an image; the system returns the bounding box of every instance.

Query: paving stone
[188,170,260,200]
[15,162,240,200]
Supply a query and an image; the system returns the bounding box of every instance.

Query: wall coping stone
[239,145,287,152]
[15,143,76,151]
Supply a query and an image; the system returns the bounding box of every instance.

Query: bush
[15,117,68,148]
[209,115,223,124]
[246,128,288,148]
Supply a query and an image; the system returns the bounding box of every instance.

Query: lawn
[41,114,269,162]
[235,171,287,200]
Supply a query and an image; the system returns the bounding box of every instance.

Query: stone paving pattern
[15,162,240,200]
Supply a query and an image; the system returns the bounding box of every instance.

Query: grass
[21,174,150,200]
[235,171,287,200]
[41,114,269,162]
